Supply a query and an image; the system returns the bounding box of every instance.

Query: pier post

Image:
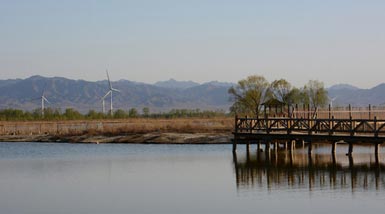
[287,103,290,118]
[232,137,237,153]
[275,105,278,116]
[308,141,312,155]
[349,104,352,119]
[332,152,337,165]
[375,145,380,166]
[232,151,240,188]
[348,154,354,167]
[274,141,278,153]
[348,143,353,155]
[265,141,271,161]
[246,143,250,153]
[257,141,261,152]
[375,143,380,156]
[265,141,270,151]
[246,145,250,162]
[233,115,238,153]
[331,142,337,154]
[289,140,295,151]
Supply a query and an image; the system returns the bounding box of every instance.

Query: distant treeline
[0,108,228,121]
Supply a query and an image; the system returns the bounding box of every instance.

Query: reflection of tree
[233,149,385,192]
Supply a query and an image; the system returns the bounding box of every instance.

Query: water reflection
[233,146,385,192]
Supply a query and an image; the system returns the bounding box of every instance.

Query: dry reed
[0,117,233,136]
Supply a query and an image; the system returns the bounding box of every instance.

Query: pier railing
[261,104,385,120]
[233,105,385,156]
[235,116,385,138]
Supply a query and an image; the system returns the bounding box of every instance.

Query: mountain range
[328,83,385,107]
[0,76,384,113]
[0,76,233,113]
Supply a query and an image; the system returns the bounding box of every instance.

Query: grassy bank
[0,117,233,136]
[0,117,234,143]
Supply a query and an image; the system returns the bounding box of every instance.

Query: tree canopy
[228,75,328,116]
[0,107,228,121]
[228,75,269,115]
[303,80,328,109]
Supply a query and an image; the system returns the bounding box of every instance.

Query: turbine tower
[101,97,106,114]
[101,90,110,114]
[102,70,120,116]
[40,89,50,117]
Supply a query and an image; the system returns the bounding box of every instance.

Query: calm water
[0,142,384,214]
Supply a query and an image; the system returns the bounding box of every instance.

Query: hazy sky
[1,0,385,88]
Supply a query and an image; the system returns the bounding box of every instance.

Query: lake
[0,142,384,214]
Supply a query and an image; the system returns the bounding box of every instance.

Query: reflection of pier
[233,146,385,191]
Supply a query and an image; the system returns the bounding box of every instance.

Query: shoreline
[0,132,233,144]
[0,118,234,144]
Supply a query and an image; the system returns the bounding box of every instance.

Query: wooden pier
[233,114,385,155]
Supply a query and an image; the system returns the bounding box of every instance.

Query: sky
[1,0,385,88]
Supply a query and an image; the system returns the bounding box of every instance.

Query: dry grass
[0,117,234,136]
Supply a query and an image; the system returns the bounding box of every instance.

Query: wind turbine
[102,70,120,116]
[40,88,50,117]
[328,96,337,108]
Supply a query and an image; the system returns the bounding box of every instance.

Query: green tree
[114,109,128,119]
[266,79,303,107]
[286,87,302,105]
[142,107,150,117]
[304,80,328,108]
[303,80,328,117]
[268,79,292,104]
[43,108,55,120]
[0,109,25,120]
[87,110,105,119]
[228,75,269,116]
[52,108,62,119]
[31,108,41,119]
[63,108,83,120]
[128,108,138,118]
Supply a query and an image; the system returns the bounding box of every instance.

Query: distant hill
[1,76,385,113]
[328,84,385,107]
[0,78,22,88]
[0,76,232,113]
[328,84,359,91]
[203,81,235,88]
[154,79,200,89]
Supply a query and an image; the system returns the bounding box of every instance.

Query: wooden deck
[233,116,385,155]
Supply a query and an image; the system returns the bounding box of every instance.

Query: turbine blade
[112,88,120,92]
[106,69,112,89]
[41,82,49,97]
[43,96,50,104]
[102,90,111,99]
